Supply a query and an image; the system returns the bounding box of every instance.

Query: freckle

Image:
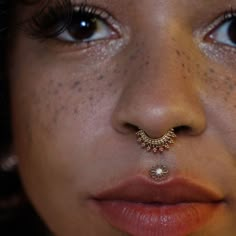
[209,68,215,74]
[123,68,129,75]
[176,50,181,56]
[89,96,94,101]
[54,89,59,95]
[228,84,234,91]
[196,63,200,68]
[145,61,150,66]
[57,82,63,88]
[97,75,105,81]
[108,82,113,87]
[60,105,65,111]
[182,63,185,68]
[171,37,176,42]
[113,68,119,74]
[183,52,190,60]
[113,88,118,94]
[74,108,78,114]
[71,81,80,89]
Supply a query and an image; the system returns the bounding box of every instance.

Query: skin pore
[7,0,236,235]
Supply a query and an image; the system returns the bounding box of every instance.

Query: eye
[23,3,120,45]
[208,16,236,47]
[58,13,115,43]
[56,7,117,43]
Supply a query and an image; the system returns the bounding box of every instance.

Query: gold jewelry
[136,128,176,153]
[149,165,169,181]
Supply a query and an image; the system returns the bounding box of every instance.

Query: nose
[112,38,206,139]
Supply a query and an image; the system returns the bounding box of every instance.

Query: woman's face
[8,0,236,235]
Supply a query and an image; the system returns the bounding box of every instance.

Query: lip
[90,176,224,236]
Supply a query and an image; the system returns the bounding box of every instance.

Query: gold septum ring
[136,128,176,153]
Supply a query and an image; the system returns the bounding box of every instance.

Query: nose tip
[111,79,206,139]
[113,99,206,138]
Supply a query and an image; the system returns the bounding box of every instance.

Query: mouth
[90,176,225,236]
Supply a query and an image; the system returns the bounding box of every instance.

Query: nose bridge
[112,21,206,137]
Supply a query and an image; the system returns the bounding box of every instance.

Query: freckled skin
[7,0,236,235]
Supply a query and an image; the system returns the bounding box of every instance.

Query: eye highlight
[207,10,236,47]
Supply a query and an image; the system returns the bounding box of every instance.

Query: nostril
[123,124,193,136]
[123,123,139,133]
[174,126,192,135]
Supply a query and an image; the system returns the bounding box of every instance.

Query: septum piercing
[136,128,176,153]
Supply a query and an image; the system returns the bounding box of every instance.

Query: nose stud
[136,128,176,153]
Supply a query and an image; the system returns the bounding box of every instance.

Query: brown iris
[67,14,97,41]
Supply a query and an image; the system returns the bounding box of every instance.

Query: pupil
[228,18,236,44]
[68,14,97,40]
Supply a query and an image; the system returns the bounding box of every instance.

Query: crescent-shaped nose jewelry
[136,128,176,153]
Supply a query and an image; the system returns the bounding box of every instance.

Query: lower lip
[93,200,222,236]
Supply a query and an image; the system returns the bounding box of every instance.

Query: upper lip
[93,176,224,204]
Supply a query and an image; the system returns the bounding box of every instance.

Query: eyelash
[223,8,236,22]
[23,0,110,40]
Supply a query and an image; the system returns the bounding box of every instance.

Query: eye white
[57,19,113,43]
[210,20,236,47]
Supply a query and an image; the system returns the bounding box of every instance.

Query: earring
[0,155,18,172]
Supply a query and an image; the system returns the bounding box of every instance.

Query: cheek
[200,66,236,114]
[9,48,129,187]
[197,63,236,153]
